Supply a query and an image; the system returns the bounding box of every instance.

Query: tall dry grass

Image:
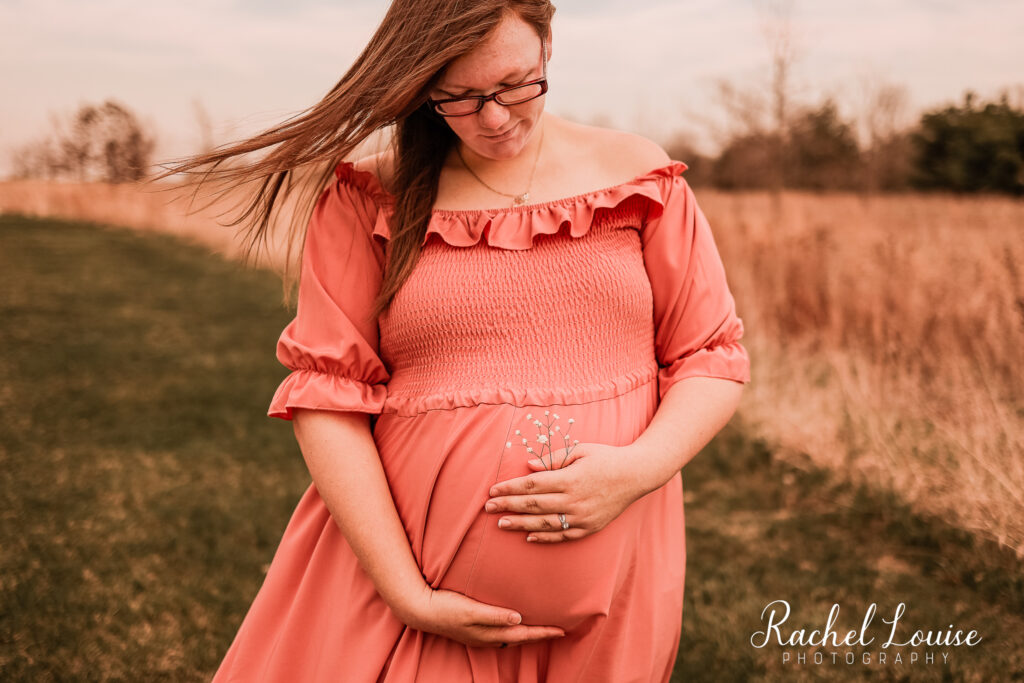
[2,177,1022,556]
[0,178,294,273]
[700,188,1024,557]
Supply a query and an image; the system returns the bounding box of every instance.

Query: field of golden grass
[2,177,1021,558]
[704,188,1024,558]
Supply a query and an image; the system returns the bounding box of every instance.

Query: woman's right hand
[400,584,566,648]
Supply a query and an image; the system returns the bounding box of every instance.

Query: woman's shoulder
[351,149,396,192]
[559,118,672,186]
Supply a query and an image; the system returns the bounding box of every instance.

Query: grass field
[1,214,1022,681]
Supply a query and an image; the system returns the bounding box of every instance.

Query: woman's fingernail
[485,502,497,512]
[498,519,510,528]
[509,613,522,625]
[526,536,537,542]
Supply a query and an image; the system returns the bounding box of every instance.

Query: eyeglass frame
[426,42,549,117]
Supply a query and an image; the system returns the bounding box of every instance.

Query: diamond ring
[558,513,569,530]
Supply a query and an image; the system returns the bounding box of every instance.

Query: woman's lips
[484,123,518,140]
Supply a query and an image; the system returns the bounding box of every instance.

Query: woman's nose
[477,99,511,131]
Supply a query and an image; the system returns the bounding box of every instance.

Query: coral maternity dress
[212,158,751,682]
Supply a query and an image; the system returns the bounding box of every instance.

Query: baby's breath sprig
[504,409,580,470]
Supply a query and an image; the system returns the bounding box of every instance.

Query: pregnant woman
[160,1,751,680]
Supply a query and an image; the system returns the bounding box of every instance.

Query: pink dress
[212,158,751,682]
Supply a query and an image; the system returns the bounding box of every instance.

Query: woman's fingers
[474,624,566,647]
[497,513,571,532]
[459,596,565,645]
[426,589,566,648]
[503,625,567,643]
[524,527,589,543]
[486,492,568,514]
[470,604,523,627]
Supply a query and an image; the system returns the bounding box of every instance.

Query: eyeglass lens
[434,82,545,116]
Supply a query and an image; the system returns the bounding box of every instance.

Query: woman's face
[428,13,551,162]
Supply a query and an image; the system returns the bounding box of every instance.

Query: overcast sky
[1,0,1021,177]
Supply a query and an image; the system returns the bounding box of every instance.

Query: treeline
[670,90,1024,195]
[10,89,1024,195]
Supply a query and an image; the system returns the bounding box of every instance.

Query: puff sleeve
[267,174,391,420]
[641,172,751,401]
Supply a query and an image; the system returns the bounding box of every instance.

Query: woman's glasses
[428,43,548,117]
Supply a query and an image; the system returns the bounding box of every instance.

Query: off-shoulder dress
[211,158,751,683]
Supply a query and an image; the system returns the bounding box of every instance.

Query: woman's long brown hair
[147,0,555,320]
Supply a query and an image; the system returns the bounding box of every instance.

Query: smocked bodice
[266,156,751,423]
[378,197,659,415]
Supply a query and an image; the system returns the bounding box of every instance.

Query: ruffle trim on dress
[657,340,752,399]
[379,362,659,417]
[267,368,388,420]
[333,158,689,251]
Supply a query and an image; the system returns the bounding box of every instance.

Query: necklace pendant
[514,192,529,206]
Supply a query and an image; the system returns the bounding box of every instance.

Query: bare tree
[854,72,912,193]
[711,77,771,142]
[755,0,803,197]
[192,98,216,155]
[7,100,157,183]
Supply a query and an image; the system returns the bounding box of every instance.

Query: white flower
[522,437,527,444]
[553,413,559,419]
[526,447,534,453]
[573,439,579,444]
[526,413,532,419]
[514,429,521,435]
[544,410,550,416]
[568,418,575,424]
[505,441,512,448]
[538,435,548,444]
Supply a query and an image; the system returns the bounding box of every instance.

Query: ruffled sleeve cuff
[267,369,388,420]
[657,339,751,401]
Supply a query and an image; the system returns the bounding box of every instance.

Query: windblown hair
[148,0,556,319]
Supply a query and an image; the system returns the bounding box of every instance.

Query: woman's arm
[625,375,745,498]
[292,408,429,621]
[291,408,566,647]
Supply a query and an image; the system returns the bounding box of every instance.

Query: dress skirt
[214,377,685,683]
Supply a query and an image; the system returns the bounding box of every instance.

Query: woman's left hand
[483,443,647,544]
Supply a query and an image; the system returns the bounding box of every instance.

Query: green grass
[1,214,1022,682]
[0,215,309,680]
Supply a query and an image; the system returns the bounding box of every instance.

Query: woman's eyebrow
[440,67,533,95]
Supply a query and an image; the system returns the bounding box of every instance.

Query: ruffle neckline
[333,157,689,250]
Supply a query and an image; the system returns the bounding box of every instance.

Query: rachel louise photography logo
[750,600,981,667]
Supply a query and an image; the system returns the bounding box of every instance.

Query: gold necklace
[455,120,545,207]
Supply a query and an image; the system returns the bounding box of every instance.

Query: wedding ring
[558,513,569,530]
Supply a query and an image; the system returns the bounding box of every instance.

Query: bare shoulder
[560,118,671,182]
[352,148,395,187]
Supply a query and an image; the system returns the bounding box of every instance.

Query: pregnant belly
[375,396,654,632]
[441,492,641,631]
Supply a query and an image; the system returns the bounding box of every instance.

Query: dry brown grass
[2,179,1022,557]
[699,188,1024,557]
[0,178,297,274]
